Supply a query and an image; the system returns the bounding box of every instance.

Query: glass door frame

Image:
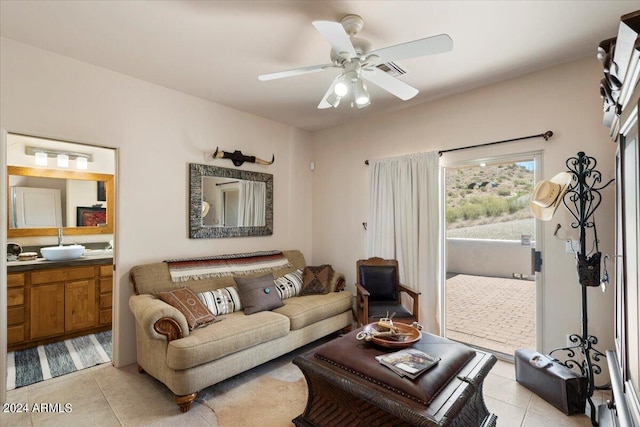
[439,150,544,354]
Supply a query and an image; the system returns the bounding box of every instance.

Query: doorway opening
[443,156,538,357]
[5,133,116,390]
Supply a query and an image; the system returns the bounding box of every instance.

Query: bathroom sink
[40,245,86,261]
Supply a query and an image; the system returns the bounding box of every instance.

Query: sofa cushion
[157,287,216,330]
[274,269,303,300]
[273,291,352,330]
[166,310,290,370]
[234,273,284,315]
[300,265,334,295]
[197,286,243,316]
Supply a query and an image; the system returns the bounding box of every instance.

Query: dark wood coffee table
[293,328,497,427]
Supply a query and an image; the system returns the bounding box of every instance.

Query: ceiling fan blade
[370,34,453,63]
[361,68,419,101]
[317,75,342,109]
[312,20,357,59]
[258,63,334,81]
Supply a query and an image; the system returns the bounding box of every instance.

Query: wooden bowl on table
[361,322,421,349]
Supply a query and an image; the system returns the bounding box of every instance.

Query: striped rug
[6,331,112,390]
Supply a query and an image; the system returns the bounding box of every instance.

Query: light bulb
[354,79,370,106]
[334,80,348,97]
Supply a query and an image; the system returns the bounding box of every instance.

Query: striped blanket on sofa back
[164,250,291,282]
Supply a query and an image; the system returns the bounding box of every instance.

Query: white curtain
[238,181,266,226]
[367,151,441,334]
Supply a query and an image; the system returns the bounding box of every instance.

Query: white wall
[0,38,314,367]
[311,56,617,360]
[447,238,534,279]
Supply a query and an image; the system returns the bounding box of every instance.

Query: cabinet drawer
[100,293,112,310]
[99,264,113,277]
[100,309,112,325]
[32,266,95,284]
[8,289,24,307]
[99,277,112,294]
[7,273,25,287]
[8,306,24,325]
[8,325,25,345]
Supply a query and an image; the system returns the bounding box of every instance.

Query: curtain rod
[364,130,553,165]
[437,130,553,157]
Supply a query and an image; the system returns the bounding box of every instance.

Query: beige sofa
[128,250,353,412]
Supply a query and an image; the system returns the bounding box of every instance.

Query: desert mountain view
[445,162,535,240]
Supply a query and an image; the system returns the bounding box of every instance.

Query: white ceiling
[0,1,637,132]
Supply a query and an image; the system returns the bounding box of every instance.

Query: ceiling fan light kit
[258,14,453,110]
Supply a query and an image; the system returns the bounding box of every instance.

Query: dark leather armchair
[355,257,421,327]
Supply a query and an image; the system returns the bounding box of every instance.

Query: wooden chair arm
[355,283,370,297]
[398,283,421,299]
[355,283,370,327]
[398,283,420,323]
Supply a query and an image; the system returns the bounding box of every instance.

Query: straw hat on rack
[530,172,573,221]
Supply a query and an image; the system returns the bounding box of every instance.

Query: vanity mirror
[189,163,273,238]
[7,165,114,237]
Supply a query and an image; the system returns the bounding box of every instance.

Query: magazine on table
[376,348,441,379]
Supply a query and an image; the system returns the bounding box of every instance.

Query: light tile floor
[446,274,536,355]
[2,351,611,426]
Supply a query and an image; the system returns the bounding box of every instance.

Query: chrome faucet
[58,228,64,246]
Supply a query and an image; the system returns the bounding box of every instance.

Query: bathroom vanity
[6,255,113,352]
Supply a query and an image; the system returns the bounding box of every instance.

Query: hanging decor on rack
[212,147,275,167]
[536,151,614,427]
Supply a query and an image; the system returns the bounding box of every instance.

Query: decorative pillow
[158,287,216,330]
[234,273,284,315]
[197,286,243,316]
[300,265,334,296]
[274,269,303,300]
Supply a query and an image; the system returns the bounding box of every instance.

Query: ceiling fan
[258,14,453,109]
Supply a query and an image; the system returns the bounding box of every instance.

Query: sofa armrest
[129,294,190,341]
[331,272,346,292]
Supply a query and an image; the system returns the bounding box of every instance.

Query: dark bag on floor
[514,348,587,415]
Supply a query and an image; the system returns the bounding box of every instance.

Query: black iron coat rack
[549,152,614,426]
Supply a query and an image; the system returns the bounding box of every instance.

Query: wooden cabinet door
[30,284,65,339]
[65,280,97,332]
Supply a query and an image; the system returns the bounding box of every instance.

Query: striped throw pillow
[274,269,304,300]
[197,286,243,316]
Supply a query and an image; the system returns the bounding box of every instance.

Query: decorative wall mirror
[7,165,115,237]
[189,163,273,238]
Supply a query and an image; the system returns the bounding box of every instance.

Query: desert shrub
[482,196,508,216]
[497,188,511,196]
[459,202,484,220]
[508,196,529,213]
[446,207,460,223]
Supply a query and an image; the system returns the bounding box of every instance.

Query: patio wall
[446,238,534,280]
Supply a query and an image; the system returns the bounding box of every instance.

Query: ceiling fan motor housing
[341,14,364,36]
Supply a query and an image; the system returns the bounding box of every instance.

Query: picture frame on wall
[77,206,106,227]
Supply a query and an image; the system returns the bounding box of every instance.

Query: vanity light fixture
[34,151,48,166]
[57,154,69,168]
[76,156,88,170]
[25,146,92,169]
